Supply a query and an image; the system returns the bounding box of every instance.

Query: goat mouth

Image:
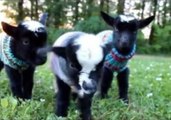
[119,43,130,49]
[117,47,132,55]
[27,57,47,66]
[35,58,47,65]
[118,44,129,49]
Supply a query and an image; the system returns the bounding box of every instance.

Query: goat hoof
[119,98,129,105]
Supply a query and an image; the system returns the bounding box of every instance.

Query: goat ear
[39,12,48,25]
[1,22,17,37]
[100,11,115,27]
[51,47,66,58]
[138,16,155,29]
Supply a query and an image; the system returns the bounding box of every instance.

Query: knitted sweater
[98,31,136,72]
[0,34,28,70]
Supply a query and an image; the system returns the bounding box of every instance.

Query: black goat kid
[96,11,154,103]
[0,13,48,100]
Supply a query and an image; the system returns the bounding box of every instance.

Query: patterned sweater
[0,34,28,70]
[97,31,136,72]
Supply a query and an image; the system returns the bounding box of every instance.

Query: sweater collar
[2,36,29,70]
[111,44,136,62]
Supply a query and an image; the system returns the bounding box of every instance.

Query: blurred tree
[2,0,18,22]
[141,0,146,19]
[71,0,100,25]
[106,0,110,12]
[99,0,110,13]
[100,0,104,11]
[169,0,171,17]
[81,0,97,19]
[117,0,125,14]
[149,0,157,45]
[45,0,68,27]
[73,0,80,25]
[30,0,37,20]
[2,0,45,22]
[86,0,94,18]
[17,0,24,21]
[162,0,169,25]
[68,0,81,25]
[1,0,171,54]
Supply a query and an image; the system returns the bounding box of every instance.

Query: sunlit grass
[0,55,171,120]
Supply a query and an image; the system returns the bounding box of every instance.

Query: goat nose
[82,81,97,93]
[120,39,129,47]
[37,47,48,57]
[121,35,128,41]
[122,41,128,45]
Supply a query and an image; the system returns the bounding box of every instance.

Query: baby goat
[50,31,105,120]
[0,13,48,99]
[96,11,154,103]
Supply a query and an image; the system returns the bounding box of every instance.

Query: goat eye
[70,63,77,69]
[22,39,30,45]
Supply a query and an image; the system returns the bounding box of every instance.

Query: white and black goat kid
[96,11,154,103]
[0,13,48,99]
[51,31,105,120]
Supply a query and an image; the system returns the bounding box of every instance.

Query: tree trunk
[74,0,80,25]
[18,0,24,22]
[100,0,104,11]
[30,0,34,20]
[117,0,125,14]
[99,0,110,13]
[106,0,110,13]
[87,0,93,18]
[162,0,168,26]
[170,0,171,18]
[35,0,39,20]
[141,0,146,19]
[149,0,157,45]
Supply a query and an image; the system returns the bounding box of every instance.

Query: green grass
[1,55,171,120]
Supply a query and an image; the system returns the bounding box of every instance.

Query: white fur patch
[71,85,91,98]
[74,34,103,74]
[74,34,104,93]
[22,21,45,32]
[119,15,135,22]
[71,86,84,98]
[78,72,92,94]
